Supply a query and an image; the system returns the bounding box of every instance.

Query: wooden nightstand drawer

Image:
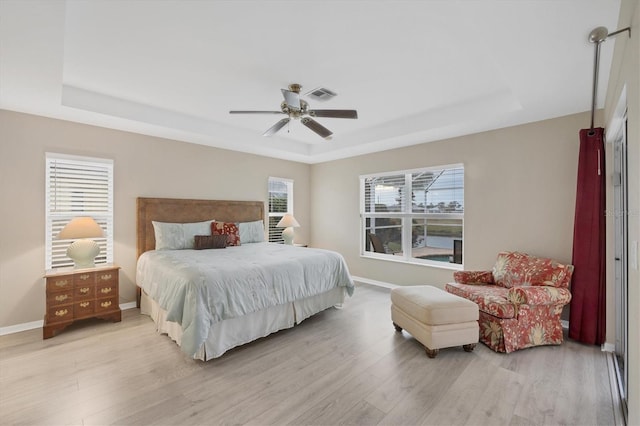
[97,283,116,297]
[74,272,95,286]
[74,285,95,299]
[47,289,74,306]
[46,304,73,323]
[95,297,118,313]
[46,275,74,292]
[96,271,116,285]
[75,300,95,318]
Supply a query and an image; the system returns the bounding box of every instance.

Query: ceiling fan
[229,83,358,139]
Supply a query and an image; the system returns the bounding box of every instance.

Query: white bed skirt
[140,286,346,360]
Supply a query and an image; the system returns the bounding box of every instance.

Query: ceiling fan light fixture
[230,83,357,140]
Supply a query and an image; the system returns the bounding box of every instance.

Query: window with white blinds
[45,153,114,269]
[360,164,464,267]
[268,177,293,243]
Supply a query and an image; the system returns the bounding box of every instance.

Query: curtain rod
[588,26,631,135]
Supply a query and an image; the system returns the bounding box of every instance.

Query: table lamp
[57,217,104,268]
[276,214,300,245]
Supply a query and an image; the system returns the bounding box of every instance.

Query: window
[45,153,114,269]
[268,177,293,243]
[360,164,464,267]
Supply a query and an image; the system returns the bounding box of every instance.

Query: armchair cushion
[445,283,516,319]
[507,286,572,306]
[492,251,573,289]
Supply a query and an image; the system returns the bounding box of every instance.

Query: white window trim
[45,152,114,269]
[360,163,464,270]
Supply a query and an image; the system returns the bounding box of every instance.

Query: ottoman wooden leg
[393,322,403,332]
[463,343,476,352]
[425,347,439,358]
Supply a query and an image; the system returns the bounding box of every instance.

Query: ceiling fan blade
[301,117,333,139]
[263,118,290,137]
[281,89,301,110]
[309,109,358,119]
[230,110,284,114]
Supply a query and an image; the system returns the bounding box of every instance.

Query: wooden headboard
[136,197,265,258]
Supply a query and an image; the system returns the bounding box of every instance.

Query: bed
[136,197,354,360]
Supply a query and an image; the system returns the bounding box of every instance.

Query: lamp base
[67,239,100,269]
[281,227,295,245]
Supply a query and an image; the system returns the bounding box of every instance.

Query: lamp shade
[57,217,104,269]
[276,214,300,228]
[57,217,104,239]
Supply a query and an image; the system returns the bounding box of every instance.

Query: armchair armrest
[453,270,494,285]
[508,286,572,306]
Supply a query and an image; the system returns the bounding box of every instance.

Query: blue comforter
[136,242,354,356]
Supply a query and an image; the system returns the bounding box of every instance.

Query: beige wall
[310,112,585,288]
[0,110,311,328]
[604,1,639,423]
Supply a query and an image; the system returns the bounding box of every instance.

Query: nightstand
[43,264,121,339]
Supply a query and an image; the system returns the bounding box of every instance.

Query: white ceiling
[0,0,621,164]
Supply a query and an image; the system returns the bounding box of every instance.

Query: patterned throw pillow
[493,251,573,289]
[211,221,241,246]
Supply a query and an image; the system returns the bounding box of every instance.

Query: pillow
[182,220,215,249]
[211,221,241,246]
[194,234,227,250]
[238,220,265,244]
[152,221,184,250]
[152,220,214,250]
[492,251,573,289]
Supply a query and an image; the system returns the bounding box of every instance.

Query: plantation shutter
[45,153,114,269]
[268,177,293,243]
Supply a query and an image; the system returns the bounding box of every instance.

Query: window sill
[361,252,464,271]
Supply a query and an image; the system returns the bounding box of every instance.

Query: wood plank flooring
[0,284,617,425]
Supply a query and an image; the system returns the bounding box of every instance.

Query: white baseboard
[601,342,615,352]
[351,275,398,289]
[0,302,137,336]
[0,320,44,336]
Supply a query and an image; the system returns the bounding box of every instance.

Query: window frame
[360,164,464,270]
[45,152,114,269]
[268,176,294,243]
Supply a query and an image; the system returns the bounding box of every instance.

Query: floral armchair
[445,251,573,353]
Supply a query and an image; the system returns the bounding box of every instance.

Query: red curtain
[569,127,606,345]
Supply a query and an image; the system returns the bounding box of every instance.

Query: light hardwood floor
[0,284,617,425]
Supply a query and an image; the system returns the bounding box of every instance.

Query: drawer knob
[55,294,68,302]
[80,302,90,308]
[100,287,112,294]
[55,280,69,287]
[100,274,112,281]
[79,274,91,281]
[55,309,68,317]
[100,301,112,308]
[79,287,90,294]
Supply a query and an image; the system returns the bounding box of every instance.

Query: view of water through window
[362,166,464,265]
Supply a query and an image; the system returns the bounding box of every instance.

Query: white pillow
[182,220,214,249]
[153,220,214,250]
[238,220,265,244]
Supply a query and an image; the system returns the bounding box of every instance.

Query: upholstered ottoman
[391,285,479,358]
